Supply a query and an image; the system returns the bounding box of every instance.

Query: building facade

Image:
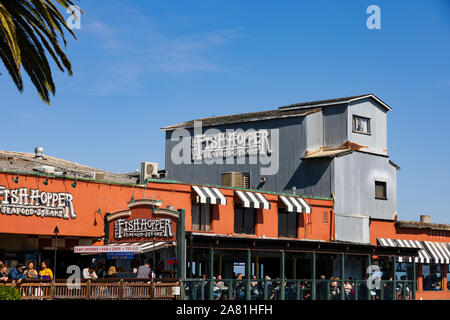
[163,94,398,244]
[0,148,449,299]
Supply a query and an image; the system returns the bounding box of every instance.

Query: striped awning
[376,238,450,264]
[279,195,311,213]
[192,186,226,205]
[74,241,174,255]
[422,241,450,264]
[236,190,270,209]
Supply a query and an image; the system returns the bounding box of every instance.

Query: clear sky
[0,1,449,223]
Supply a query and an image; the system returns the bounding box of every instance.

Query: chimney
[420,215,431,223]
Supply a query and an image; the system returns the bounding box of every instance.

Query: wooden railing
[3,278,181,300]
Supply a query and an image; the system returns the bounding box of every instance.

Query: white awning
[235,190,270,209]
[192,186,226,205]
[279,195,311,213]
[74,241,174,255]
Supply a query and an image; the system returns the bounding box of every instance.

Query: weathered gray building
[162,94,399,244]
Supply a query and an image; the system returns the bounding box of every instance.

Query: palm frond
[0,0,80,105]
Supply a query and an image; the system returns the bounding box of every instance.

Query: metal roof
[161,93,392,131]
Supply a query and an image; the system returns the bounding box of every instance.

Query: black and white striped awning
[377,238,450,264]
[236,190,270,209]
[192,186,227,205]
[279,195,311,213]
[422,241,450,264]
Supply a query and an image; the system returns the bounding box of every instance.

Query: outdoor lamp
[13,176,18,183]
[43,178,49,185]
[71,180,77,188]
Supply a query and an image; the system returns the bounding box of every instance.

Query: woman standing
[39,261,53,280]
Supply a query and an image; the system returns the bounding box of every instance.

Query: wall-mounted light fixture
[71,181,77,188]
[43,178,49,185]
[13,176,19,183]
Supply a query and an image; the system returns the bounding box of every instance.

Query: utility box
[221,172,242,188]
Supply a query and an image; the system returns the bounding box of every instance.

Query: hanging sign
[0,185,76,219]
[114,218,174,240]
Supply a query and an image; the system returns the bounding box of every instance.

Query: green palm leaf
[0,0,81,105]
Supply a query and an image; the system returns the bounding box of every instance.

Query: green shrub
[0,285,22,300]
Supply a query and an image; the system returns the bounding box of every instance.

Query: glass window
[375,181,387,200]
[192,203,211,231]
[422,264,442,291]
[352,115,371,134]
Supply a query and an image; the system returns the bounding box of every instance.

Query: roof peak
[278,93,390,110]
[162,93,391,131]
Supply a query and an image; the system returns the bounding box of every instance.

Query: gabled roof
[161,93,391,131]
[279,93,392,111]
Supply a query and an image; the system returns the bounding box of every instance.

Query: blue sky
[0,0,449,223]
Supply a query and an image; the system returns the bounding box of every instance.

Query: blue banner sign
[106,252,134,260]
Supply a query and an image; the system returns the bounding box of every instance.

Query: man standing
[137,261,154,279]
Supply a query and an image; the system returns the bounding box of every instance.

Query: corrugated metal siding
[347,97,388,155]
[165,116,333,197]
[323,104,348,147]
[334,214,370,243]
[332,151,397,220]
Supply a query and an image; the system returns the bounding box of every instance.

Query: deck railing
[2,278,414,300]
[2,278,181,300]
[181,279,415,301]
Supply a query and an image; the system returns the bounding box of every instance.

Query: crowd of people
[186,273,412,300]
[80,260,158,280]
[0,259,160,284]
[0,260,54,284]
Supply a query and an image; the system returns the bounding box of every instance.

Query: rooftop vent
[420,215,431,223]
[34,146,44,159]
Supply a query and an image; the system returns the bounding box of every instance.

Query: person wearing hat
[8,263,26,284]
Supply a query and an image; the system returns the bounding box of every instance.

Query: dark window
[375,181,387,200]
[352,115,371,135]
[192,203,211,231]
[278,208,297,238]
[234,204,255,235]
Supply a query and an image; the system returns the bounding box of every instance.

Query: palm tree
[0,0,81,104]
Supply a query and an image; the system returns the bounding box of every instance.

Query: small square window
[375,181,387,200]
[353,115,371,135]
